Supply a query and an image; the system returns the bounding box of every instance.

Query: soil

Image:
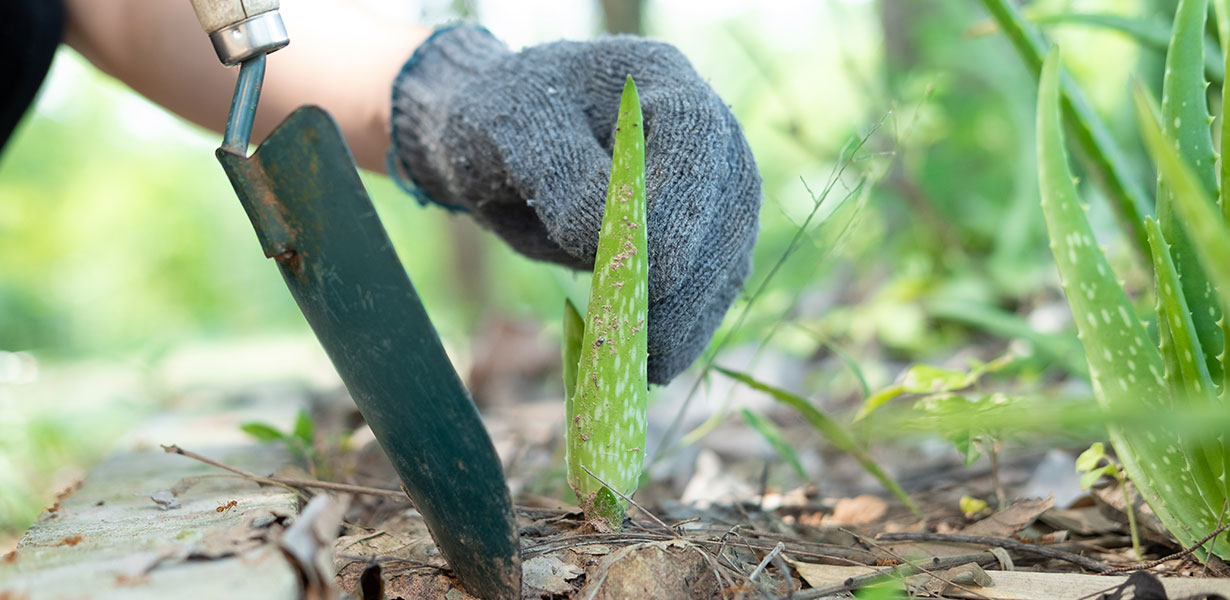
[313,385,1230,600]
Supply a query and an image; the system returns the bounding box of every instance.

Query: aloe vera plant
[1035,30,1230,560]
[562,76,649,530]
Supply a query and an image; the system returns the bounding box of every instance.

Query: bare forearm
[62,0,429,172]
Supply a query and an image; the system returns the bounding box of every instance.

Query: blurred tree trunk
[878,0,923,89]
[600,0,643,35]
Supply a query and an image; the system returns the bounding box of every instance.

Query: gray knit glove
[390,24,761,384]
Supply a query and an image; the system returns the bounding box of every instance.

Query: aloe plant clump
[562,76,649,531]
[1028,0,1230,559]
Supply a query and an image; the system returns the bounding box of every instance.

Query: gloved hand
[390,24,761,384]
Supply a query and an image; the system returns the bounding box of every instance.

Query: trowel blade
[216,106,520,600]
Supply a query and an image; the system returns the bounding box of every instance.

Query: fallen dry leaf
[959,496,1053,537]
[522,555,584,595]
[823,495,888,527]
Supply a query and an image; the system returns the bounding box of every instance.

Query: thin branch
[748,541,785,581]
[162,444,407,498]
[875,531,1113,573]
[1102,522,1230,575]
[791,551,1001,600]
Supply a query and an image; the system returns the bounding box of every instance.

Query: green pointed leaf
[1158,0,1223,387]
[1075,442,1106,472]
[240,422,286,443]
[740,408,808,480]
[292,409,314,446]
[563,299,584,405]
[1080,466,1113,490]
[566,76,648,531]
[950,430,982,466]
[1040,48,1228,558]
[1145,218,1216,400]
[715,366,921,517]
[979,0,1150,257]
[855,384,904,422]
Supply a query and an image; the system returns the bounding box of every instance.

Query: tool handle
[189,0,288,66]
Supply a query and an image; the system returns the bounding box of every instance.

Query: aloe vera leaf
[1145,218,1217,400]
[1159,0,1224,387]
[1221,0,1230,400]
[1136,85,1230,501]
[563,299,584,405]
[715,366,922,517]
[1145,217,1225,485]
[566,76,648,531]
[739,408,808,480]
[1039,49,1228,558]
[979,0,1150,258]
[1137,84,1230,357]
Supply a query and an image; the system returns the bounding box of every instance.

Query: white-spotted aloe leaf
[1038,48,1229,559]
[1158,0,1223,389]
[565,76,648,531]
[715,366,922,517]
[1135,83,1230,505]
[1221,0,1230,399]
[1144,217,1224,488]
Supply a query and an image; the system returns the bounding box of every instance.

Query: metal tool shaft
[222,55,266,154]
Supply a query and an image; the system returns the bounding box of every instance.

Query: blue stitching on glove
[387,23,474,214]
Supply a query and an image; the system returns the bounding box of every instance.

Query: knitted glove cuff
[389,24,510,211]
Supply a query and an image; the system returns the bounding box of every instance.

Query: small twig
[847,528,993,600]
[749,541,785,581]
[162,444,406,498]
[336,553,446,572]
[580,465,674,533]
[1202,499,1229,578]
[875,531,1113,573]
[1102,522,1230,575]
[791,551,1001,600]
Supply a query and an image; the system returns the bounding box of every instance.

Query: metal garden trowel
[187,2,520,597]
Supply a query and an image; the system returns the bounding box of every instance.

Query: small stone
[150,490,180,510]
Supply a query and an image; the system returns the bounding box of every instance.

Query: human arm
[61,0,428,172]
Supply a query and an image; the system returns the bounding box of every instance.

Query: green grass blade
[1159,0,1224,387]
[1028,12,1224,83]
[563,299,584,405]
[715,366,921,517]
[1040,49,1228,558]
[979,0,1151,258]
[739,408,808,480]
[240,422,286,443]
[566,76,649,531]
[1215,0,1230,50]
[292,408,314,446]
